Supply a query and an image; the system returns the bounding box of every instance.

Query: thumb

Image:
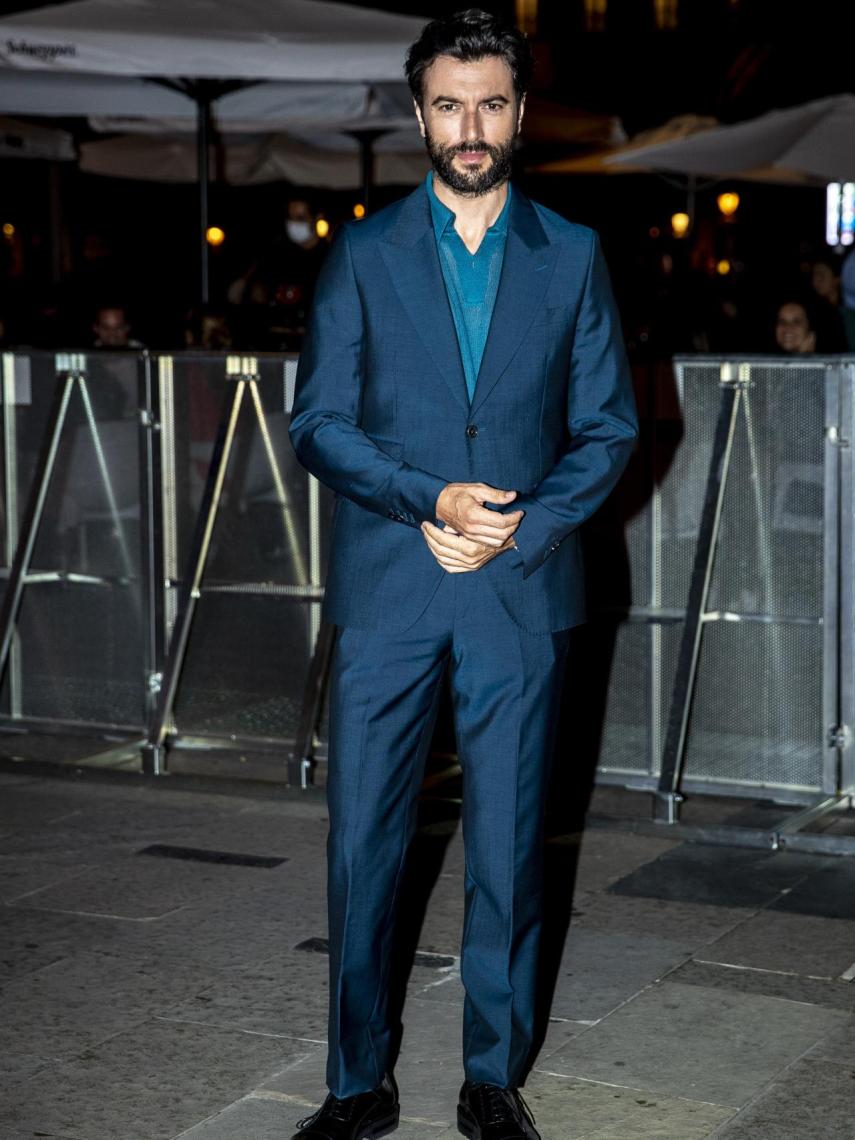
[480,486,517,504]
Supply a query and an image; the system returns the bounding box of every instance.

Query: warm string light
[671,212,690,238]
[717,192,740,218]
[353,203,366,219]
[315,218,330,238]
[206,226,225,246]
[2,222,15,237]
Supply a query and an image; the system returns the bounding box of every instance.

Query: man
[289,11,637,1139]
[91,303,143,349]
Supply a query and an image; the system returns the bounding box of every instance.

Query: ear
[413,98,426,139]
[516,94,526,133]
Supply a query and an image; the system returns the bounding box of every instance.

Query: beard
[425,130,515,197]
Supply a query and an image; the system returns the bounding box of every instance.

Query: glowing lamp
[316,218,330,238]
[716,259,732,276]
[2,222,14,237]
[717,192,740,217]
[206,226,226,247]
[671,212,690,239]
[353,203,366,220]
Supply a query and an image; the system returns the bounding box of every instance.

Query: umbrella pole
[352,129,384,214]
[197,92,211,305]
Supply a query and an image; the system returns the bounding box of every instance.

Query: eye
[437,102,457,113]
[484,102,505,112]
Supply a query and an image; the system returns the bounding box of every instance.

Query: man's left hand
[421,520,515,573]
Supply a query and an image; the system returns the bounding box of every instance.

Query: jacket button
[466,424,478,438]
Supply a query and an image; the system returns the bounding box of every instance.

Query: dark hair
[404,8,533,108]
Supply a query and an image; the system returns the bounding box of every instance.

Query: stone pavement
[2,766,855,1139]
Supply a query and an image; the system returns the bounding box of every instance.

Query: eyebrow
[430,94,511,106]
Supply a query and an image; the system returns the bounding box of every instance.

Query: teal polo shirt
[426,171,511,403]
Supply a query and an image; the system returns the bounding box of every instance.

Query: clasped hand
[421,482,524,574]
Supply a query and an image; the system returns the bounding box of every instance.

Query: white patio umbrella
[603,94,855,184]
[0,0,426,300]
[79,128,429,188]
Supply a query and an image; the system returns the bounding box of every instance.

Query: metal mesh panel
[166,355,332,741]
[1,352,146,726]
[684,620,824,791]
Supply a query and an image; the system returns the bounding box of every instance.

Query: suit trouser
[325,570,571,1097]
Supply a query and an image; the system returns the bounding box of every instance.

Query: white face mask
[286,219,313,245]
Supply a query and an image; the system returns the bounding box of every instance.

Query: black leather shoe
[292,1073,399,1139]
[457,1080,540,1139]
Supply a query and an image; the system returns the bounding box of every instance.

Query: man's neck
[432,174,509,254]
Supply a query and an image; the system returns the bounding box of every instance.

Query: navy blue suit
[290,182,637,1097]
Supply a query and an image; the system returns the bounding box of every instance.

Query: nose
[461,107,482,142]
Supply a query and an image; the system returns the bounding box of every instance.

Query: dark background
[1,0,852,352]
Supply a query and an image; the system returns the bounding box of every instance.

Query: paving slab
[569,889,749,946]
[609,845,832,909]
[0,947,221,1060]
[522,1069,735,1139]
[0,854,93,905]
[669,959,855,1012]
[9,850,282,919]
[806,1015,855,1066]
[695,910,855,979]
[541,981,847,1107]
[0,904,127,982]
[156,946,330,1042]
[709,1057,855,1139]
[571,831,681,893]
[771,858,855,920]
[175,1091,455,1139]
[0,1018,314,1140]
[417,928,694,1022]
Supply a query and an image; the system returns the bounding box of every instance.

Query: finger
[474,485,518,506]
[424,527,485,557]
[460,505,524,530]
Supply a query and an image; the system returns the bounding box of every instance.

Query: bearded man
[289,10,638,1139]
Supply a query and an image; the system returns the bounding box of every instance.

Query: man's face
[93,307,130,347]
[775,303,813,353]
[414,54,522,197]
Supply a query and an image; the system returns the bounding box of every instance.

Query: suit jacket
[289,181,638,634]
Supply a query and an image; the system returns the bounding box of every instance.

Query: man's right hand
[435,483,524,548]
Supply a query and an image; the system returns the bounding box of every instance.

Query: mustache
[444,140,495,156]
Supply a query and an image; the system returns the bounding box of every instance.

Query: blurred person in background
[183,305,235,351]
[774,299,818,354]
[91,302,143,350]
[840,249,855,351]
[228,196,328,350]
[807,254,847,351]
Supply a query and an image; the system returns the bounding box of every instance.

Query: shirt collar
[425,171,512,243]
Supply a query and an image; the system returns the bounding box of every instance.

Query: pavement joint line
[249,1090,448,1126]
[529,1067,740,1109]
[693,957,838,982]
[153,1015,327,1044]
[6,902,186,921]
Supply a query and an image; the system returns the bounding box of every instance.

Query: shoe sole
[361,1107,400,1138]
[457,1106,479,1138]
[457,1104,537,1139]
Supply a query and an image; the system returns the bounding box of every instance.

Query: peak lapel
[379,186,469,414]
[469,192,557,417]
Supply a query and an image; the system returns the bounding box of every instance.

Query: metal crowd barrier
[0,350,853,840]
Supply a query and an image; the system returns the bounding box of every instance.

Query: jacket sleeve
[289,226,447,528]
[508,231,638,578]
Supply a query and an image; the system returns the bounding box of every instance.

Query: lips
[457,151,488,165]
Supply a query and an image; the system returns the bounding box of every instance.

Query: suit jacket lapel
[470,192,557,417]
[379,186,470,414]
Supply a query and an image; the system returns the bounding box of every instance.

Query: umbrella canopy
[0,114,74,160]
[534,114,716,175]
[0,0,423,81]
[603,94,855,184]
[0,0,426,302]
[79,129,428,187]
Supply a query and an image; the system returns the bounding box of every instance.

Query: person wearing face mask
[227,197,329,349]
